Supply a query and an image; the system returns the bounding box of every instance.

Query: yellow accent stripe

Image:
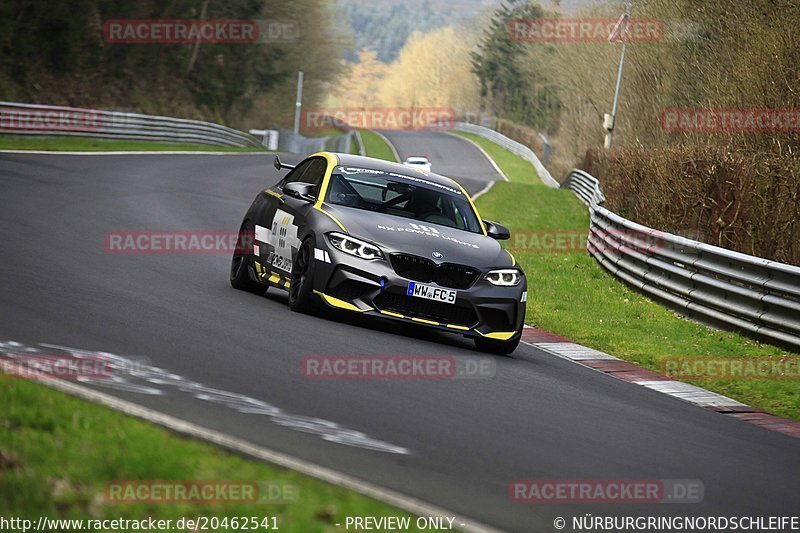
[283,279,291,289]
[313,290,369,312]
[446,324,470,331]
[411,317,439,326]
[452,180,487,235]
[506,249,516,266]
[268,273,281,284]
[312,152,339,210]
[265,189,282,199]
[477,331,517,341]
[315,205,346,231]
[379,310,405,319]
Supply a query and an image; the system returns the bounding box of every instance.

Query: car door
[253,156,328,279]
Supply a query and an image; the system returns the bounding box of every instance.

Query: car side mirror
[484,220,510,240]
[283,182,316,203]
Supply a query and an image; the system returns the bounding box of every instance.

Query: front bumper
[311,240,527,341]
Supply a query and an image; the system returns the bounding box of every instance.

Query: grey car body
[230,152,527,354]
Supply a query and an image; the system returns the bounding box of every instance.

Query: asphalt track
[379,130,504,193]
[1,144,799,532]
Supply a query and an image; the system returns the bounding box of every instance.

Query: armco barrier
[452,122,559,188]
[0,101,260,148]
[563,169,800,350]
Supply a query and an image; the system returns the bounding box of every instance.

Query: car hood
[323,204,512,269]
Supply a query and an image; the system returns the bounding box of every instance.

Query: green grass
[0,378,422,530]
[474,158,800,422]
[359,130,397,162]
[0,135,266,152]
[448,131,539,185]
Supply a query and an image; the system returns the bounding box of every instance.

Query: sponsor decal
[338,167,461,195]
[376,223,479,248]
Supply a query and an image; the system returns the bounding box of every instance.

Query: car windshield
[326,166,483,234]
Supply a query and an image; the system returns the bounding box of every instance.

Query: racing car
[230,152,527,354]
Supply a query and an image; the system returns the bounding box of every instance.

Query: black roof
[330,152,461,190]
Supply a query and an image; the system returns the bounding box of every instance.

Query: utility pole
[605,1,633,150]
[293,71,304,135]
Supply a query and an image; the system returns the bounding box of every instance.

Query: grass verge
[359,131,397,162]
[0,377,421,530]
[0,136,265,152]
[471,141,800,421]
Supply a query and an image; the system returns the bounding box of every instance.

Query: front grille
[374,291,478,326]
[390,253,480,289]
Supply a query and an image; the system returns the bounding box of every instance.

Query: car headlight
[327,232,384,260]
[485,269,522,286]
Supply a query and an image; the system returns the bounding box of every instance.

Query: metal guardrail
[0,101,260,148]
[453,122,559,188]
[276,119,355,156]
[563,169,800,350]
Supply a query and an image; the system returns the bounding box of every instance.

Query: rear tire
[288,236,319,314]
[230,219,267,294]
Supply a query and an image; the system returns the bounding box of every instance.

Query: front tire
[230,219,267,294]
[288,236,319,314]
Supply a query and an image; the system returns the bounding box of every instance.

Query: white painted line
[0,150,270,156]
[470,181,496,201]
[370,131,401,163]
[0,360,501,533]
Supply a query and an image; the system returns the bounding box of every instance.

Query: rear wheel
[288,236,319,313]
[230,219,267,294]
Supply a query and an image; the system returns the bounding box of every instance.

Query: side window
[287,157,327,196]
[281,160,313,187]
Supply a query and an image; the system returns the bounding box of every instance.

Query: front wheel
[288,236,319,314]
[230,219,267,294]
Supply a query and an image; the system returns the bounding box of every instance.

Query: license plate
[407,282,457,304]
